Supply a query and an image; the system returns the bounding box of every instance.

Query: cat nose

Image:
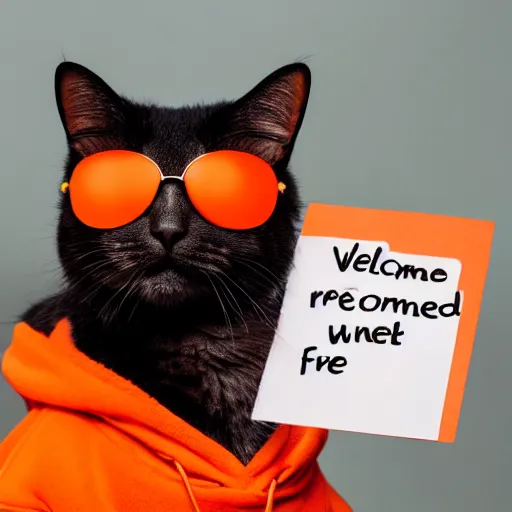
[151,223,188,253]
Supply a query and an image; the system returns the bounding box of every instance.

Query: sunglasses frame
[136,151,212,186]
[60,150,287,229]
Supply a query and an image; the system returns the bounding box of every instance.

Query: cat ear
[55,62,129,157]
[219,63,311,165]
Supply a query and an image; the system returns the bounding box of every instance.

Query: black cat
[21,61,311,465]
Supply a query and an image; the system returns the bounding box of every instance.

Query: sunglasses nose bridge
[161,175,184,183]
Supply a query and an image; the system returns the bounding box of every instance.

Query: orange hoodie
[0,319,352,512]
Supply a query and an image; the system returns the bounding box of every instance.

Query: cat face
[55,62,311,313]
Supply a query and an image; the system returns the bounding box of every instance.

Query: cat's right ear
[55,62,128,157]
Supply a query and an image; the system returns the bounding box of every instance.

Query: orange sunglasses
[60,150,286,230]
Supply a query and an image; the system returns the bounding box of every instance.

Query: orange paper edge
[300,203,495,442]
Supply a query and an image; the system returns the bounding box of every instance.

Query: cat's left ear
[217,63,311,166]
[55,62,130,157]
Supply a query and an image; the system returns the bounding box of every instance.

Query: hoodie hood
[0,319,349,512]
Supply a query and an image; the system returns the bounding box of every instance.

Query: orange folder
[301,203,495,442]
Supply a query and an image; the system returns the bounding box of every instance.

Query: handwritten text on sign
[252,236,463,440]
[302,241,462,376]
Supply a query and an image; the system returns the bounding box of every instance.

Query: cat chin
[136,269,208,308]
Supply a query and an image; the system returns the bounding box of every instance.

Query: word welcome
[334,243,448,283]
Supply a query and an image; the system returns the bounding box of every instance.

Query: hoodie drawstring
[264,478,277,512]
[173,460,277,512]
[174,460,201,512]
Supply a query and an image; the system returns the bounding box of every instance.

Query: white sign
[252,236,464,440]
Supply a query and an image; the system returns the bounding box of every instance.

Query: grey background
[0,1,510,511]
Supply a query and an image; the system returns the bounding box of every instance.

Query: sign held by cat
[252,203,494,442]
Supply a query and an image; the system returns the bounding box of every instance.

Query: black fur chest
[72,314,278,464]
[22,293,279,464]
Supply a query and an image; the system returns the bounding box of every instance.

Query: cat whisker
[231,259,285,298]
[76,281,105,307]
[127,289,141,323]
[200,270,234,345]
[68,259,114,290]
[213,270,276,331]
[186,251,230,268]
[210,273,249,334]
[105,268,144,326]
[61,243,142,266]
[232,255,282,283]
[75,258,112,274]
[71,260,140,305]
[97,266,142,322]
[68,248,109,262]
